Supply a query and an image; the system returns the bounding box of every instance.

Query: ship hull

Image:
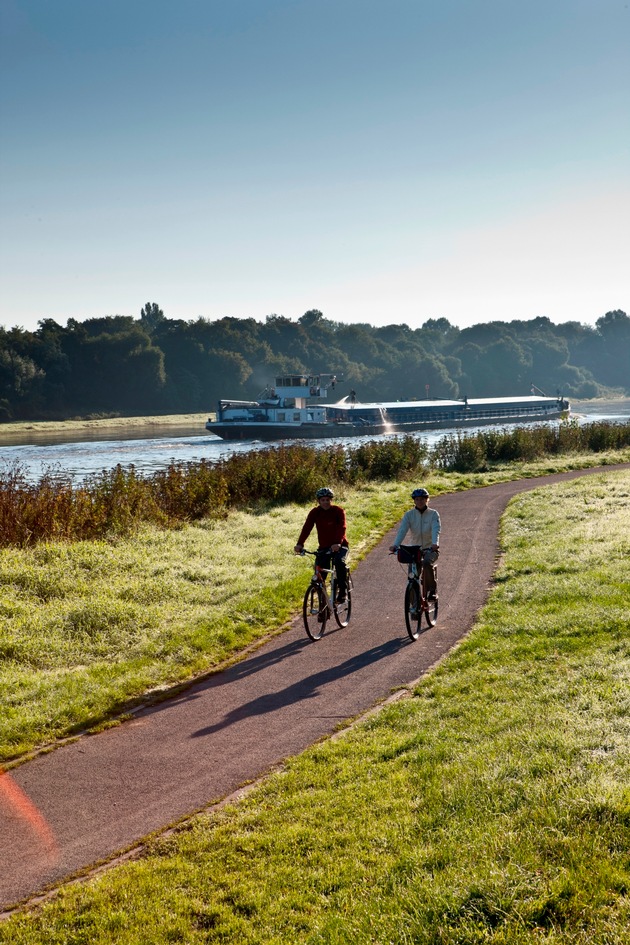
[207,406,569,441]
[207,421,358,440]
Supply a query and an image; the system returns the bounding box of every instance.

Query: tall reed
[431,420,630,471]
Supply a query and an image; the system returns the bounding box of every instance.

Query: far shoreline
[0,413,212,447]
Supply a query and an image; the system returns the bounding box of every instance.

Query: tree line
[1,305,628,422]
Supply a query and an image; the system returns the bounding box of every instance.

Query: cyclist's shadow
[191,638,403,738]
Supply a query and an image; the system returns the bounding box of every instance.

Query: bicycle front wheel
[303,584,327,640]
[404,580,422,641]
[333,582,352,628]
[421,573,438,628]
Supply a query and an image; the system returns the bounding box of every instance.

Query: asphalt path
[2,464,628,910]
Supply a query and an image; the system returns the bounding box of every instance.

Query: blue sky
[1,0,628,332]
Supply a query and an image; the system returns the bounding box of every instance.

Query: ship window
[276,377,306,388]
[278,412,286,421]
[293,412,301,421]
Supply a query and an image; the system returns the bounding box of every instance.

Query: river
[1,400,628,483]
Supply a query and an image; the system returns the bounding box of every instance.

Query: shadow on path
[191,637,404,736]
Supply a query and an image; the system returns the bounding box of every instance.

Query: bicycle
[298,548,352,641]
[392,545,438,641]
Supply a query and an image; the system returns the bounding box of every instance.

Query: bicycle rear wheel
[421,572,438,628]
[404,581,422,641]
[303,584,327,640]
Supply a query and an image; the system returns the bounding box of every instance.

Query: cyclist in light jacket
[389,488,440,598]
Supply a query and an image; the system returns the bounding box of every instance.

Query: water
[1,402,628,483]
[0,432,260,483]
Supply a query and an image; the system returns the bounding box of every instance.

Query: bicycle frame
[298,548,352,640]
[311,560,334,609]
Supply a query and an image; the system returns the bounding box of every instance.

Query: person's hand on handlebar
[294,544,304,555]
[388,544,398,554]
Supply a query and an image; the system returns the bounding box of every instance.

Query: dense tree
[419,318,459,351]
[140,302,166,334]
[66,326,165,414]
[0,308,627,421]
[455,337,531,396]
[0,327,44,418]
[595,310,630,388]
[381,352,459,401]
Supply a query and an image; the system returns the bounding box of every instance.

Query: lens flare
[0,767,57,861]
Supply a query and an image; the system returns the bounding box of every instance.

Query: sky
[1,0,628,334]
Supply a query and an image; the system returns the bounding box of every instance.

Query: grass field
[1,468,628,942]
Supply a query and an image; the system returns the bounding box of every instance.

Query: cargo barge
[206,374,570,441]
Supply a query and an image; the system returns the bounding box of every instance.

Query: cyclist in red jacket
[294,487,349,602]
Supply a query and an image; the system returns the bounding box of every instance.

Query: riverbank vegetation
[2,421,629,548]
[2,307,629,422]
[2,471,628,943]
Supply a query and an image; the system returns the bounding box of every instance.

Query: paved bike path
[2,464,628,909]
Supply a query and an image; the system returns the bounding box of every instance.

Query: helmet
[411,488,430,498]
[316,487,334,498]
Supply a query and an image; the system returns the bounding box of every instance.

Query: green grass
[1,451,629,763]
[2,470,628,942]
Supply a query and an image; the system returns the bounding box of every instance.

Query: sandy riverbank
[570,398,630,416]
[0,413,212,446]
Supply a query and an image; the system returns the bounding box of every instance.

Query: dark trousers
[316,547,348,595]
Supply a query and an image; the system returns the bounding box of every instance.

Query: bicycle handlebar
[389,545,439,552]
[296,547,336,556]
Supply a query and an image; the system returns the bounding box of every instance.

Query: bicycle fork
[310,571,332,618]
